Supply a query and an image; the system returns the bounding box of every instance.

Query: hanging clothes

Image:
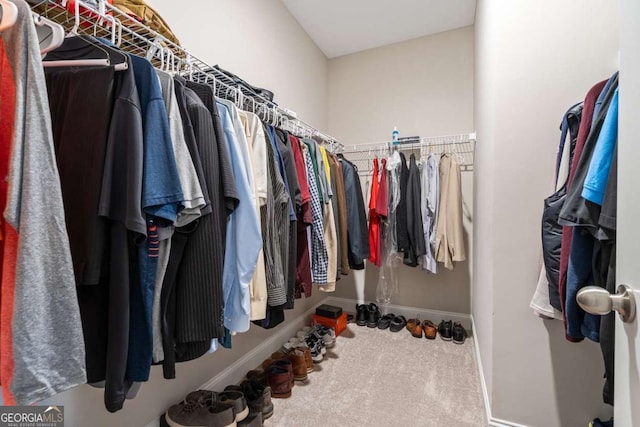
[531,101,582,320]
[163,81,237,377]
[386,151,402,253]
[368,158,382,266]
[47,65,138,411]
[126,49,185,386]
[340,157,370,270]
[289,135,313,298]
[0,36,17,406]
[559,74,618,342]
[556,78,609,340]
[302,144,329,285]
[404,154,426,267]
[318,145,338,292]
[396,153,410,253]
[435,154,466,270]
[151,70,206,365]
[421,153,440,273]
[275,128,301,307]
[238,111,268,321]
[329,154,350,275]
[2,0,86,405]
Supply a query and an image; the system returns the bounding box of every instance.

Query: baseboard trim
[471,315,492,425]
[471,316,530,427]
[489,418,531,427]
[323,296,472,330]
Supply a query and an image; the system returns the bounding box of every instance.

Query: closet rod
[32,0,344,150]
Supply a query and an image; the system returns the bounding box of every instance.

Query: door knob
[577,284,636,323]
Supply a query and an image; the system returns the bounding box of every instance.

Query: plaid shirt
[303,146,328,284]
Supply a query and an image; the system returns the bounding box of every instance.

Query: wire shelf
[341,133,475,173]
[30,0,343,150]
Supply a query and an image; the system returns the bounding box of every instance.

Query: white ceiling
[281,0,477,58]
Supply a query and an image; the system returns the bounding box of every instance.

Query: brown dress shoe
[422,320,438,339]
[406,318,422,338]
[288,349,308,381]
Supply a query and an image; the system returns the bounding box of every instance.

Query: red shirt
[0,38,17,405]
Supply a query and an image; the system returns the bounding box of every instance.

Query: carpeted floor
[267,322,486,427]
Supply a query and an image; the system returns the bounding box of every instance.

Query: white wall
[146,0,329,130]
[474,1,618,425]
[38,1,331,426]
[327,27,475,314]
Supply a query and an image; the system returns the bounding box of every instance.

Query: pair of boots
[356,303,381,328]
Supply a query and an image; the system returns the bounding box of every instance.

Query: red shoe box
[312,312,348,336]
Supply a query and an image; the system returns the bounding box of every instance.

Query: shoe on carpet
[267,366,292,399]
[183,389,216,405]
[366,303,381,328]
[238,411,263,427]
[165,398,235,427]
[218,390,249,423]
[295,345,314,373]
[389,315,407,332]
[422,320,438,339]
[452,322,467,344]
[270,359,294,387]
[438,320,453,341]
[406,318,423,338]
[589,418,614,427]
[226,380,274,421]
[377,313,395,330]
[288,349,309,381]
[356,304,368,326]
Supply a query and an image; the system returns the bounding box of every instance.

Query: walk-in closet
[0,1,638,426]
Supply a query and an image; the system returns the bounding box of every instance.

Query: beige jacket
[239,111,267,320]
[435,154,466,270]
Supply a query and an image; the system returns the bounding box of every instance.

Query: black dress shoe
[438,320,453,341]
[356,304,367,326]
[389,315,407,332]
[452,323,467,344]
[377,313,395,330]
[366,303,381,328]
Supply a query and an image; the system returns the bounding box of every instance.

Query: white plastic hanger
[33,12,65,55]
[44,0,127,71]
[0,0,18,32]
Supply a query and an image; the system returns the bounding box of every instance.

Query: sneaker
[452,323,467,344]
[238,411,262,427]
[366,303,381,328]
[165,399,235,427]
[218,390,249,423]
[438,320,453,341]
[183,390,215,405]
[226,381,273,421]
[356,304,367,326]
[309,325,335,348]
